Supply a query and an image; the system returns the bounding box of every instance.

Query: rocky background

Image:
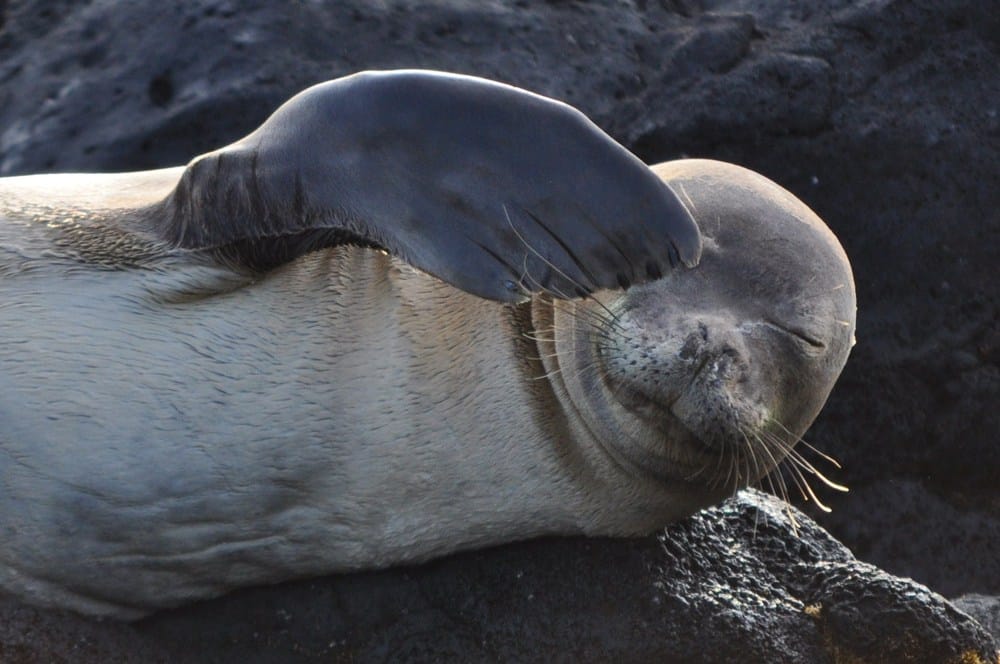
[0,0,997,661]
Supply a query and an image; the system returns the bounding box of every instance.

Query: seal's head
[535,159,856,514]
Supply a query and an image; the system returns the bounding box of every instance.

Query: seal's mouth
[603,350,777,491]
[607,349,713,435]
[612,379,679,417]
[588,316,779,489]
[605,374,734,478]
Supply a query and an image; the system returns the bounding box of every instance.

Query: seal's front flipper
[150,69,701,302]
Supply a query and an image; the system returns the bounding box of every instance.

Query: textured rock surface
[1,492,995,663]
[955,595,1000,643]
[0,0,997,661]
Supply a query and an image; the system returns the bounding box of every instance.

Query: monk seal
[0,70,856,619]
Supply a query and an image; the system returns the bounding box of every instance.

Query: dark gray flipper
[151,70,701,302]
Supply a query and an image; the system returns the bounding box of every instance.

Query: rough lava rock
[956,595,1000,648]
[0,0,997,661]
[0,491,995,663]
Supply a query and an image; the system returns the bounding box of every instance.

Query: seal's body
[0,72,856,619]
[0,234,577,616]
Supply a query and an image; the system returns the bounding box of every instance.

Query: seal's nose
[709,346,745,383]
[678,323,709,360]
[679,320,749,386]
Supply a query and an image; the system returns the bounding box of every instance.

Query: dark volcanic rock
[655,493,997,663]
[955,594,1000,643]
[0,0,997,661]
[1,492,995,663]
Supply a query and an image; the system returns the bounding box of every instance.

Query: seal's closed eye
[147,69,701,302]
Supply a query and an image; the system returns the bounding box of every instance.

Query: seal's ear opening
[149,69,701,302]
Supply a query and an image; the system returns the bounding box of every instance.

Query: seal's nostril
[679,332,701,359]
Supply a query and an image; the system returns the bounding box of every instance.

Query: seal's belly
[0,257,358,611]
[0,247,567,615]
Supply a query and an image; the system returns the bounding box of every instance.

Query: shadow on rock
[1,491,994,663]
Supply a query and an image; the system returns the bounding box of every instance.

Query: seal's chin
[602,371,768,489]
